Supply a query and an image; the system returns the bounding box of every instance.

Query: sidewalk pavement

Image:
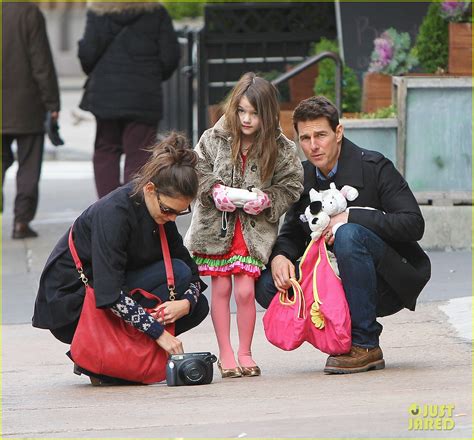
[1,301,472,438]
[1,84,472,438]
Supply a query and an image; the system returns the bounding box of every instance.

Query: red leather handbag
[69,224,176,384]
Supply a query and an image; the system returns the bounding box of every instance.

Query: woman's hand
[156,330,184,354]
[153,299,191,325]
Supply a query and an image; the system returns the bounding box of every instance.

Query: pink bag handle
[279,278,306,320]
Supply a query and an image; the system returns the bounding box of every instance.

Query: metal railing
[160,31,194,141]
[271,51,343,114]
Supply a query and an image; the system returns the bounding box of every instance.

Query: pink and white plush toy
[303,183,359,240]
[319,182,359,216]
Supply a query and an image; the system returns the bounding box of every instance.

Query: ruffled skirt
[192,218,263,278]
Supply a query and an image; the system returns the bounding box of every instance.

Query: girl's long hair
[132,132,198,199]
[223,72,280,182]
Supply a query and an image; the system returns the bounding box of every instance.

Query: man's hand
[153,299,190,325]
[51,111,59,120]
[156,330,184,354]
[322,211,349,246]
[271,255,296,293]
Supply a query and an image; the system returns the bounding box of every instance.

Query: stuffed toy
[320,182,359,216]
[302,183,359,241]
[302,190,330,241]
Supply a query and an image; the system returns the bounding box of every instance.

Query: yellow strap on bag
[298,239,325,330]
[279,278,306,320]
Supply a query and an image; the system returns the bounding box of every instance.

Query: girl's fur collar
[88,2,162,15]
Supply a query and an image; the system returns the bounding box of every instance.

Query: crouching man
[256,96,431,374]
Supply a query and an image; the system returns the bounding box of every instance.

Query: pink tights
[210,275,257,369]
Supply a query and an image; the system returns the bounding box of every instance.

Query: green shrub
[163,1,205,20]
[360,105,397,119]
[311,38,361,113]
[414,2,449,73]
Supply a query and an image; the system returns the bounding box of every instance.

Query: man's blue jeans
[256,224,403,348]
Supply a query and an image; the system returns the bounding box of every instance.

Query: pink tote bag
[263,278,307,351]
[263,237,352,355]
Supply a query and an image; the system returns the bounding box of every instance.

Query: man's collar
[316,162,338,180]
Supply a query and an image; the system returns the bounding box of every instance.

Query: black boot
[12,222,38,239]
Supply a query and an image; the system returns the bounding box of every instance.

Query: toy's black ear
[309,201,322,214]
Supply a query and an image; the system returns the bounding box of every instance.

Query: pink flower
[440,1,470,21]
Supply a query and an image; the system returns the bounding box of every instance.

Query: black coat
[271,137,431,311]
[32,182,205,330]
[2,2,60,134]
[78,3,180,124]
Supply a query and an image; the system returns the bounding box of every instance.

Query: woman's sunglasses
[156,192,191,216]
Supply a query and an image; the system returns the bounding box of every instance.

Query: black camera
[166,352,217,386]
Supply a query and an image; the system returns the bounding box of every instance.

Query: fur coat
[184,117,304,265]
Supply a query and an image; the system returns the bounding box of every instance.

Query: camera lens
[179,360,206,385]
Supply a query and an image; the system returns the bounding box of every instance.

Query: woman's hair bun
[153,132,198,167]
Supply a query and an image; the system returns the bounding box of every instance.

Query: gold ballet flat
[240,365,261,377]
[217,361,243,378]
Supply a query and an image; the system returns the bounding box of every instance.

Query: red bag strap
[157,224,176,301]
[68,225,89,287]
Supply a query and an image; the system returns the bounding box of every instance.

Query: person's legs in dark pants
[122,120,157,183]
[14,134,44,223]
[93,119,123,198]
[125,259,209,335]
[1,134,15,212]
[333,223,386,348]
[325,223,388,374]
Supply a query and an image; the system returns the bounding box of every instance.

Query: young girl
[185,72,303,378]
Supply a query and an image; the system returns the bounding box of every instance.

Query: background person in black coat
[78,2,180,198]
[2,2,60,239]
[33,133,209,384]
[255,96,431,374]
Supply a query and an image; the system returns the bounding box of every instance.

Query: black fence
[196,2,336,137]
[161,2,337,142]
[160,30,194,141]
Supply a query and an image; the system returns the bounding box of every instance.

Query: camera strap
[158,224,176,301]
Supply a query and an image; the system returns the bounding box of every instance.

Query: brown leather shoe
[12,222,38,239]
[324,345,385,374]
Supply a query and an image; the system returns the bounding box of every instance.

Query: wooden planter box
[362,72,393,113]
[287,64,319,103]
[449,22,472,75]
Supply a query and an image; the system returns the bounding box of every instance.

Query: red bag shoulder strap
[68,225,89,287]
[157,224,176,301]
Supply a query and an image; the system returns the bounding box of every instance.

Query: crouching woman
[32,133,209,384]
